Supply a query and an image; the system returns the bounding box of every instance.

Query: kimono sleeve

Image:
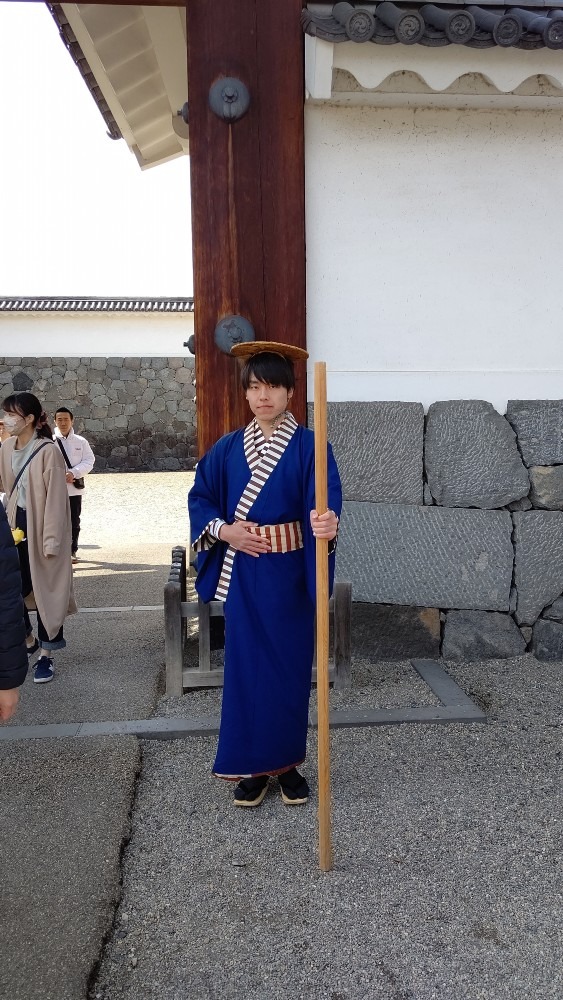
[188,444,227,550]
[187,441,230,602]
[303,440,343,607]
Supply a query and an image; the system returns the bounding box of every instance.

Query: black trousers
[69,494,82,554]
[16,507,65,650]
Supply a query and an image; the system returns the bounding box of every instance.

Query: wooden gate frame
[164,546,352,695]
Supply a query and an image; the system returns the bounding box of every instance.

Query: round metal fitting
[214,315,255,355]
[209,77,250,123]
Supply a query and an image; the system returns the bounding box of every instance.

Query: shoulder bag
[56,438,85,489]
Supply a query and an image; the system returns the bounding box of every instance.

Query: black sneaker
[26,638,40,657]
[33,657,55,684]
[279,768,309,805]
[233,775,269,807]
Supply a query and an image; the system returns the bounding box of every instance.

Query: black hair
[54,406,74,420]
[2,391,53,441]
[241,352,295,391]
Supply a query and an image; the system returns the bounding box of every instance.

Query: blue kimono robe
[188,420,342,780]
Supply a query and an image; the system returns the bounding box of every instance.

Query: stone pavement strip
[0,737,140,1000]
[1,473,191,1000]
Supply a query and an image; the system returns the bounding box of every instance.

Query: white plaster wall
[0,311,194,357]
[305,104,563,411]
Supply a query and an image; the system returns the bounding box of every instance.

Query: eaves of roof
[46,3,122,141]
[0,298,195,313]
[46,3,189,169]
[303,2,563,48]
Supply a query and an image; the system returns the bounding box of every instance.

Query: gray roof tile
[0,298,194,313]
[303,2,563,48]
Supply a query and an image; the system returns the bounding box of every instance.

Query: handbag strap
[56,436,73,470]
[9,441,51,498]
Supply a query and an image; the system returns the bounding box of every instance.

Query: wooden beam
[27,1,186,5]
[186,0,306,455]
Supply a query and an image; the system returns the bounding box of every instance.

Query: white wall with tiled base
[304,103,563,412]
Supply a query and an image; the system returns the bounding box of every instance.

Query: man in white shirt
[54,407,96,563]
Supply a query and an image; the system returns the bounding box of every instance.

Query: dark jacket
[0,503,28,689]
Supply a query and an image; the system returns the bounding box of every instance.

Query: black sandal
[233,775,269,807]
[278,768,309,806]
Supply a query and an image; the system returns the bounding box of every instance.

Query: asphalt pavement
[1,472,562,1000]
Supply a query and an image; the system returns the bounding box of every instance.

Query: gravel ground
[157,657,440,720]
[81,471,194,547]
[91,655,563,1000]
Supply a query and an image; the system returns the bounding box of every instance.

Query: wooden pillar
[186,0,306,455]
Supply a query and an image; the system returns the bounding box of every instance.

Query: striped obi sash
[215,412,298,601]
[247,520,303,553]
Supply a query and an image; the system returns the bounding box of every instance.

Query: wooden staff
[314,361,332,872]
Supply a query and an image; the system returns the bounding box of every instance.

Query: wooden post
[186,0,306,455]
[198,597,211,674]
[179,545,187,652]
[314,361,332,872]
[164,546,186,697]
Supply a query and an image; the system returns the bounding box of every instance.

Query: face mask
[2,414,26,432]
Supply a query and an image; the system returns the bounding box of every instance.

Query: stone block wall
[0,357,197,471]
[322,399,563,662]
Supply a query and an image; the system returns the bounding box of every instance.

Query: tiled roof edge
[302,3,563,49]
[0,298,195,313]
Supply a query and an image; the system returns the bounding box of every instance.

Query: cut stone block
[351,604,440,660]
[507,496,532,512]
[336,503,514,611]
[425,400,529,508]
[506,399,563,467]
[513,511,563,625]
[541,596,563,623]
[441,610,526,661]
[529,465,563,510]
[531,618,563,661]
[309,402,424,504]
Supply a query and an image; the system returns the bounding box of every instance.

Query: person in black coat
[0,502,28,721]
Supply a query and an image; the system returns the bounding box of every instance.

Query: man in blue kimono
[188,342,342,807]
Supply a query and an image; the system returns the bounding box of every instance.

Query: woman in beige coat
[1,392,76,684]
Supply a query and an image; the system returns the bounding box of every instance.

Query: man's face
[245,377,293,423]
[55,412,73,436]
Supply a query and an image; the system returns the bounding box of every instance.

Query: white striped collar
[244,412,297,471]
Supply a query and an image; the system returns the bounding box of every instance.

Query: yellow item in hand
[11,528,25,545]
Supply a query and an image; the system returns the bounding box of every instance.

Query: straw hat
[230,341,309,363]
